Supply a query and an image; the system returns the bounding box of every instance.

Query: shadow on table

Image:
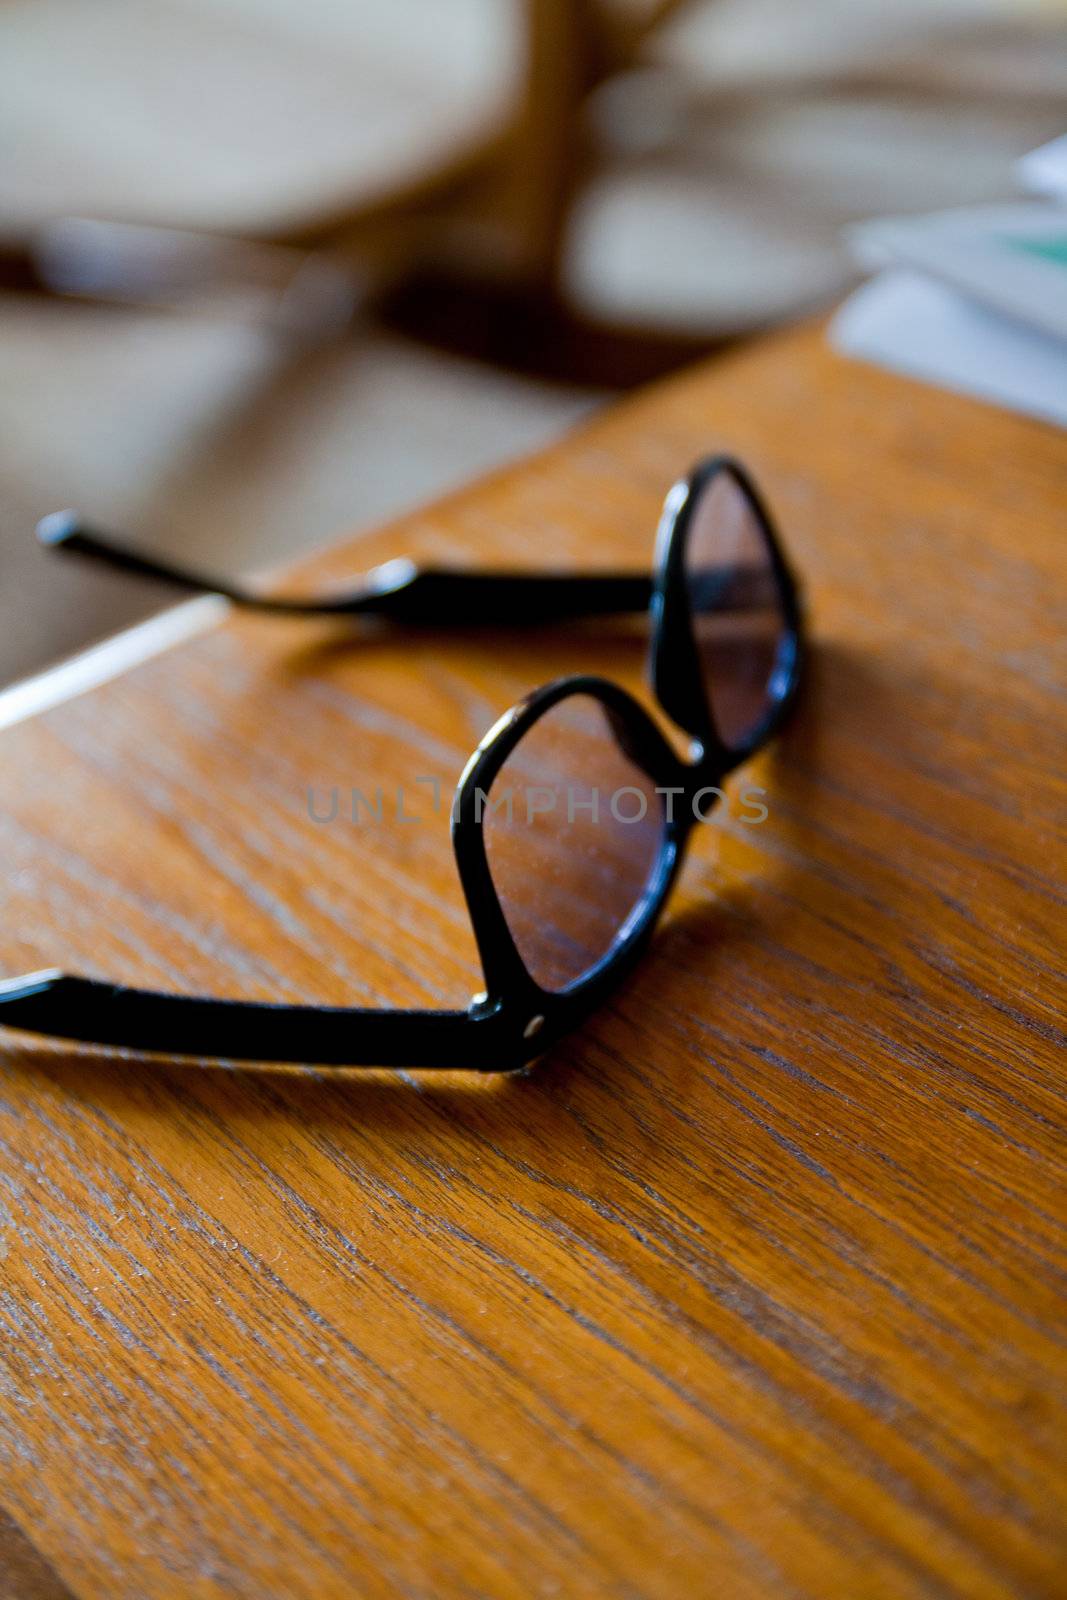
[276,614,657,697]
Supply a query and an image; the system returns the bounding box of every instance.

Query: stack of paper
[1018,134,1067,202]
[831,136,1067,428]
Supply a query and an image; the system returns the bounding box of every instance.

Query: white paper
[1018,134,1067,201]
[846,204,1067,345]
[831,268,1067,430]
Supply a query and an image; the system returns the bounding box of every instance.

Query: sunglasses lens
[483,694,666,993]
[685,469,789,750]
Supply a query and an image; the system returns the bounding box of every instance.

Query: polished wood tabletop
[0,323,1063,1600]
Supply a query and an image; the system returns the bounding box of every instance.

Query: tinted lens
[482,694,666,993]
[685,470,789,750]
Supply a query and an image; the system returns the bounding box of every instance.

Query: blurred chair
[10,0,1060,367]
[0,1,697,345]
[4,0,1064,352]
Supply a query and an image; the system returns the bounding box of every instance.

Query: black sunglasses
[2,457,803,1071]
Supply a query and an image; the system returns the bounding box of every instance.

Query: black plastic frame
[3,457,803,1070]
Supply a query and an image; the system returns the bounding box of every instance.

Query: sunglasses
[2,457,803,1071]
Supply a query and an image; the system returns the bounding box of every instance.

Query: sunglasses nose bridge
[596,698,681,792]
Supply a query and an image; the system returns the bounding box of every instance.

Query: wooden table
[0,324,1063,1600]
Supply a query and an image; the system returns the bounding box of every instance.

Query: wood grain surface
[0,324,1064,1599]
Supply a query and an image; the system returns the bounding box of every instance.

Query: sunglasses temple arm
[38,514,656,620]
[0,969,506,1070]
[39,515,781,625]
